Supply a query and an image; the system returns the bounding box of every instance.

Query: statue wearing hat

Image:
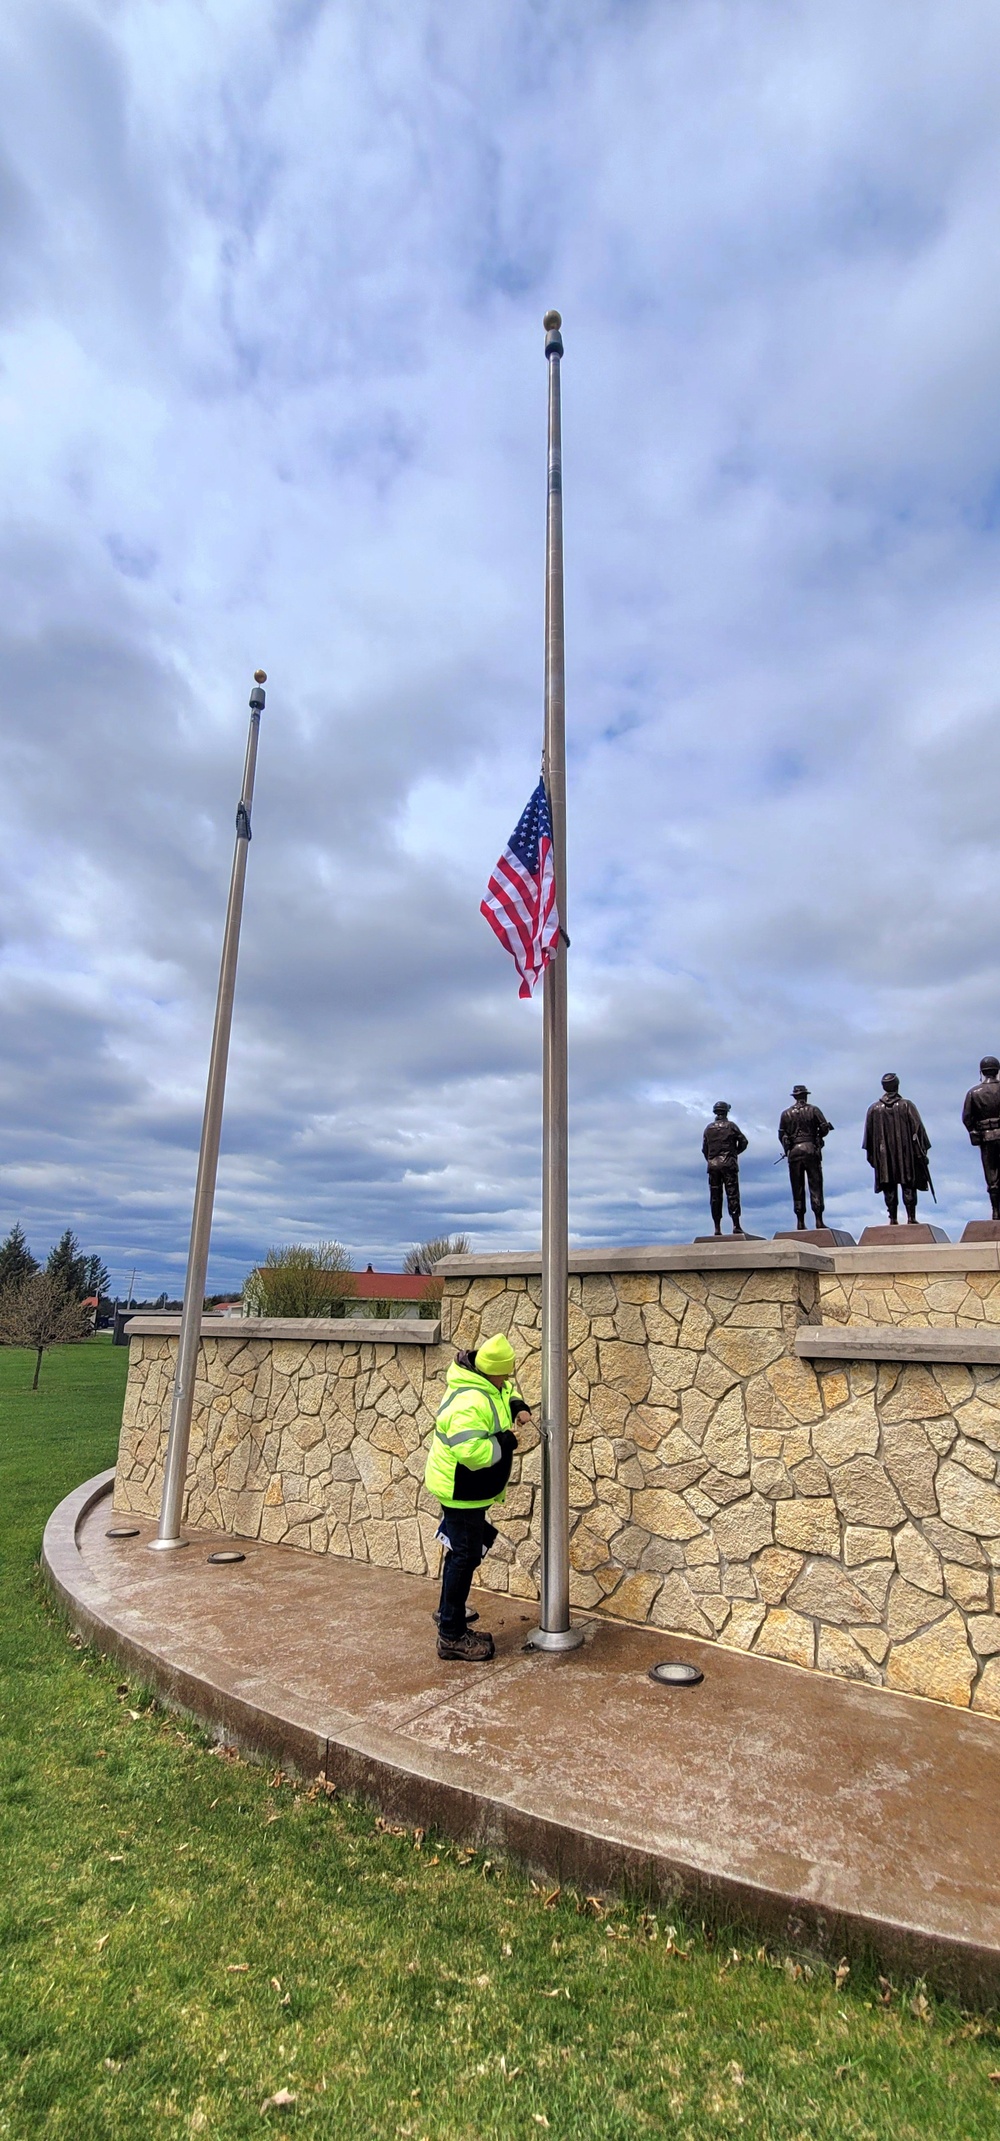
[702,1101,748,1237]
[863,1073,932,1225]
[778,1086,833,1231]
[962,1056,1000,1221]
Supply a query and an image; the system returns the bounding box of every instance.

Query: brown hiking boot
[437,1628,495,1662]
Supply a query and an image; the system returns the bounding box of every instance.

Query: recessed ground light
[648,1661,703,1688]
[106,1526,140,1540]
[207,1550,245,1564]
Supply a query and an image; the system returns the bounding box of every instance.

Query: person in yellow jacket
[425,1332,532,1661]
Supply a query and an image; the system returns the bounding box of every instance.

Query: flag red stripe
[481,803,560,1000]
[486,871,538,963]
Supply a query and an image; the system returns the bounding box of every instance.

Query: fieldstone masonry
[116,1246,1000,1718]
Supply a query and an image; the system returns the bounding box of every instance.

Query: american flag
[481,778,561,999]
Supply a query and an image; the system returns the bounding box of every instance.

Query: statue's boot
[991,1192,1000,1222]
[904,1193,918,1224]
[812,1205,824,1231]
[795,1211,806,1231]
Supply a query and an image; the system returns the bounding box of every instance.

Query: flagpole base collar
[523,1624,585,1652]
[147,1536,190,1552]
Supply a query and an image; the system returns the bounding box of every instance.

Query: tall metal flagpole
[530,311,584,1649]
[150,670,267,1549]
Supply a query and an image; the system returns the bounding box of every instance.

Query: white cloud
[1,0,1000,1289]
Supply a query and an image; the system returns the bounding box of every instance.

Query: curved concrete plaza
[44,1465,1000,2009]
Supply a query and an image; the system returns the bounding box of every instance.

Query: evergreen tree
[46,1232,109,1302]
[47,1230,87,1299]
[81,1251,111,1299]
[0,1224,38,1293]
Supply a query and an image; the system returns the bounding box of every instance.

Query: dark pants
[437,1507,498,1637]
[883,1184,918,1224]
[981,1141,1000,1219]
[788,1152,824,1225]
[708,1164,741,1231]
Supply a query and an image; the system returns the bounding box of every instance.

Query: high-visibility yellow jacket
[424,1359,520,1508]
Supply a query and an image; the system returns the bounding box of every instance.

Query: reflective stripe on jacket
[424,1360,519,1508]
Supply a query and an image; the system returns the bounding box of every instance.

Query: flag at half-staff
[480,777,560,999]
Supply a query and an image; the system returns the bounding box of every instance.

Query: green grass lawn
[2,1338,1000,2137]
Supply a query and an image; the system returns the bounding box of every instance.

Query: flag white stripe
[481,789,560,1000]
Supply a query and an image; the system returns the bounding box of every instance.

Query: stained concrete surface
[42,1472,1000,2005]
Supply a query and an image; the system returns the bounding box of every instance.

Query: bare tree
[242,1242,357,1318]
[403,1235,471,1275]
[0,1272,91,1389]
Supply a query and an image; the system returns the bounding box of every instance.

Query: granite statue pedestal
[774,1227,856,1247]
[859,1222,950,1245]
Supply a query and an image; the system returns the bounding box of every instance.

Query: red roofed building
[351,1267,438,1319]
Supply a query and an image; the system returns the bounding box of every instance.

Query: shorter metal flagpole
[150,670,267,1549]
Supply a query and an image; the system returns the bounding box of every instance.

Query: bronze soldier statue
[702,1101,748,1237]
[863,1072,932,1225]
[962,1055,1000,1220]
[778,1085,833,1230]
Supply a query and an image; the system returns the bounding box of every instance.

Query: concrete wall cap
[796,1324,1000,1364]
[123,1316,441,1344]
[434,1241,834,1275]
[830,1245,1000,1274]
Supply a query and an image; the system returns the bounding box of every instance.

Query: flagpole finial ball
[543,310,562,330]
[253,670,267,684]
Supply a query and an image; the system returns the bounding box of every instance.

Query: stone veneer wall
[116,1254,1000,1716]
[818,1260,1000,1329]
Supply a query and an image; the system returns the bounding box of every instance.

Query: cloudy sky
[3,0,1000,1294]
